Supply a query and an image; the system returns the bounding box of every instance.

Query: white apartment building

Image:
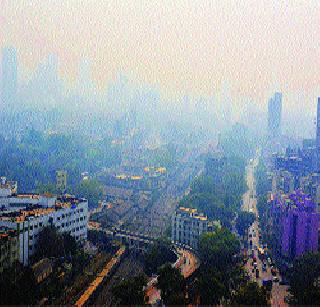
[171,207,209,250]
[0,187,88,265]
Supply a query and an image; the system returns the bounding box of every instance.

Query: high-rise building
[268,92,282,138]
[271,190,319,262]
[56,170,67,193]
[1,47,17,108]
[316,98,320,164]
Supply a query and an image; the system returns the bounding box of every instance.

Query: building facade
[0,178,88,266]
[271,190,319,262]
[171,207,209,250]
[56,170,67,193]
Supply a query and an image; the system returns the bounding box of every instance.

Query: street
[242,154,288,306]
[145,248,199,304]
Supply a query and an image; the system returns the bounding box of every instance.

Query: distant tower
[317,98,320,151]
[316,98,320,171]
[56,170,67,194]
[1,47,17,108]
[268,92,282,138]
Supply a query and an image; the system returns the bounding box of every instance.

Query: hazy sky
[1,1,320,107]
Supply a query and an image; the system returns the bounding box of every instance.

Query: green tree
[71,179,103,208]
[290,252,320,305]
[199,228,240,270]
[111,274,147,305]
[232,281,268,305]
[0,263,38,305]
[145,238,177,275]
[195,272,226,305]
[33,226,78,261]
[157,264,186,305]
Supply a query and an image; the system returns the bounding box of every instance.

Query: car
[256,269,260,278]
[273,276,279,282]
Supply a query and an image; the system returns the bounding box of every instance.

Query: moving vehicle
[262,279,273,291]
[256,269,259,278]
[273,276,279,282]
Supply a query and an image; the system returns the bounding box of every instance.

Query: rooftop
[273,189,316,212]
[0,195,87,222]
[177,207,208,221]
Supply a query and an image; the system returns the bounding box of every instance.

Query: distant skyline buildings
[268,92,282,138]
[0,43,318,139]
[1,47,17,108]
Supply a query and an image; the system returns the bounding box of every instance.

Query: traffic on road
[242,155,289,306]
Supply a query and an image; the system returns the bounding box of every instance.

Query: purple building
[271,190,319,261]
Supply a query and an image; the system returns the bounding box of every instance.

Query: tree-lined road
[242,155,288,306]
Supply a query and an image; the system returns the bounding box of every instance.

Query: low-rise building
[32,258,54,283]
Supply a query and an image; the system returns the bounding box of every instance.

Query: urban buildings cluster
[270,190,319,262]
[265,95,320,266]
[0,177,88,269]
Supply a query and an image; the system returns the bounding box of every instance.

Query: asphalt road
[243,154,289,307]
[145,248,199,304]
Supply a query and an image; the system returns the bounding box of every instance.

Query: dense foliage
[191,228,249,304]
[0,129,121,192]
[111,274,147,305]
[289,252,320,304]
[232,281,268,305]
[255,158,272,246]
[33,226,78,262]
[144,238,177,276]
[199,228,240,270]
[0,264,38,305]
[157,264,186,305]
[180,155,247,228]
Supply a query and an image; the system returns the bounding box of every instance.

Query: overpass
[103,228,157,252]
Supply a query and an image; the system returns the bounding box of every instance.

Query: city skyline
[1,1,320,111]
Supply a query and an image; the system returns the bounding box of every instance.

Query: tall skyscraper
[316,98,320,152]
[1,47,17,107]
[267,92,282,138]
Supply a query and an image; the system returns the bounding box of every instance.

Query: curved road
[145,248,199,304]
